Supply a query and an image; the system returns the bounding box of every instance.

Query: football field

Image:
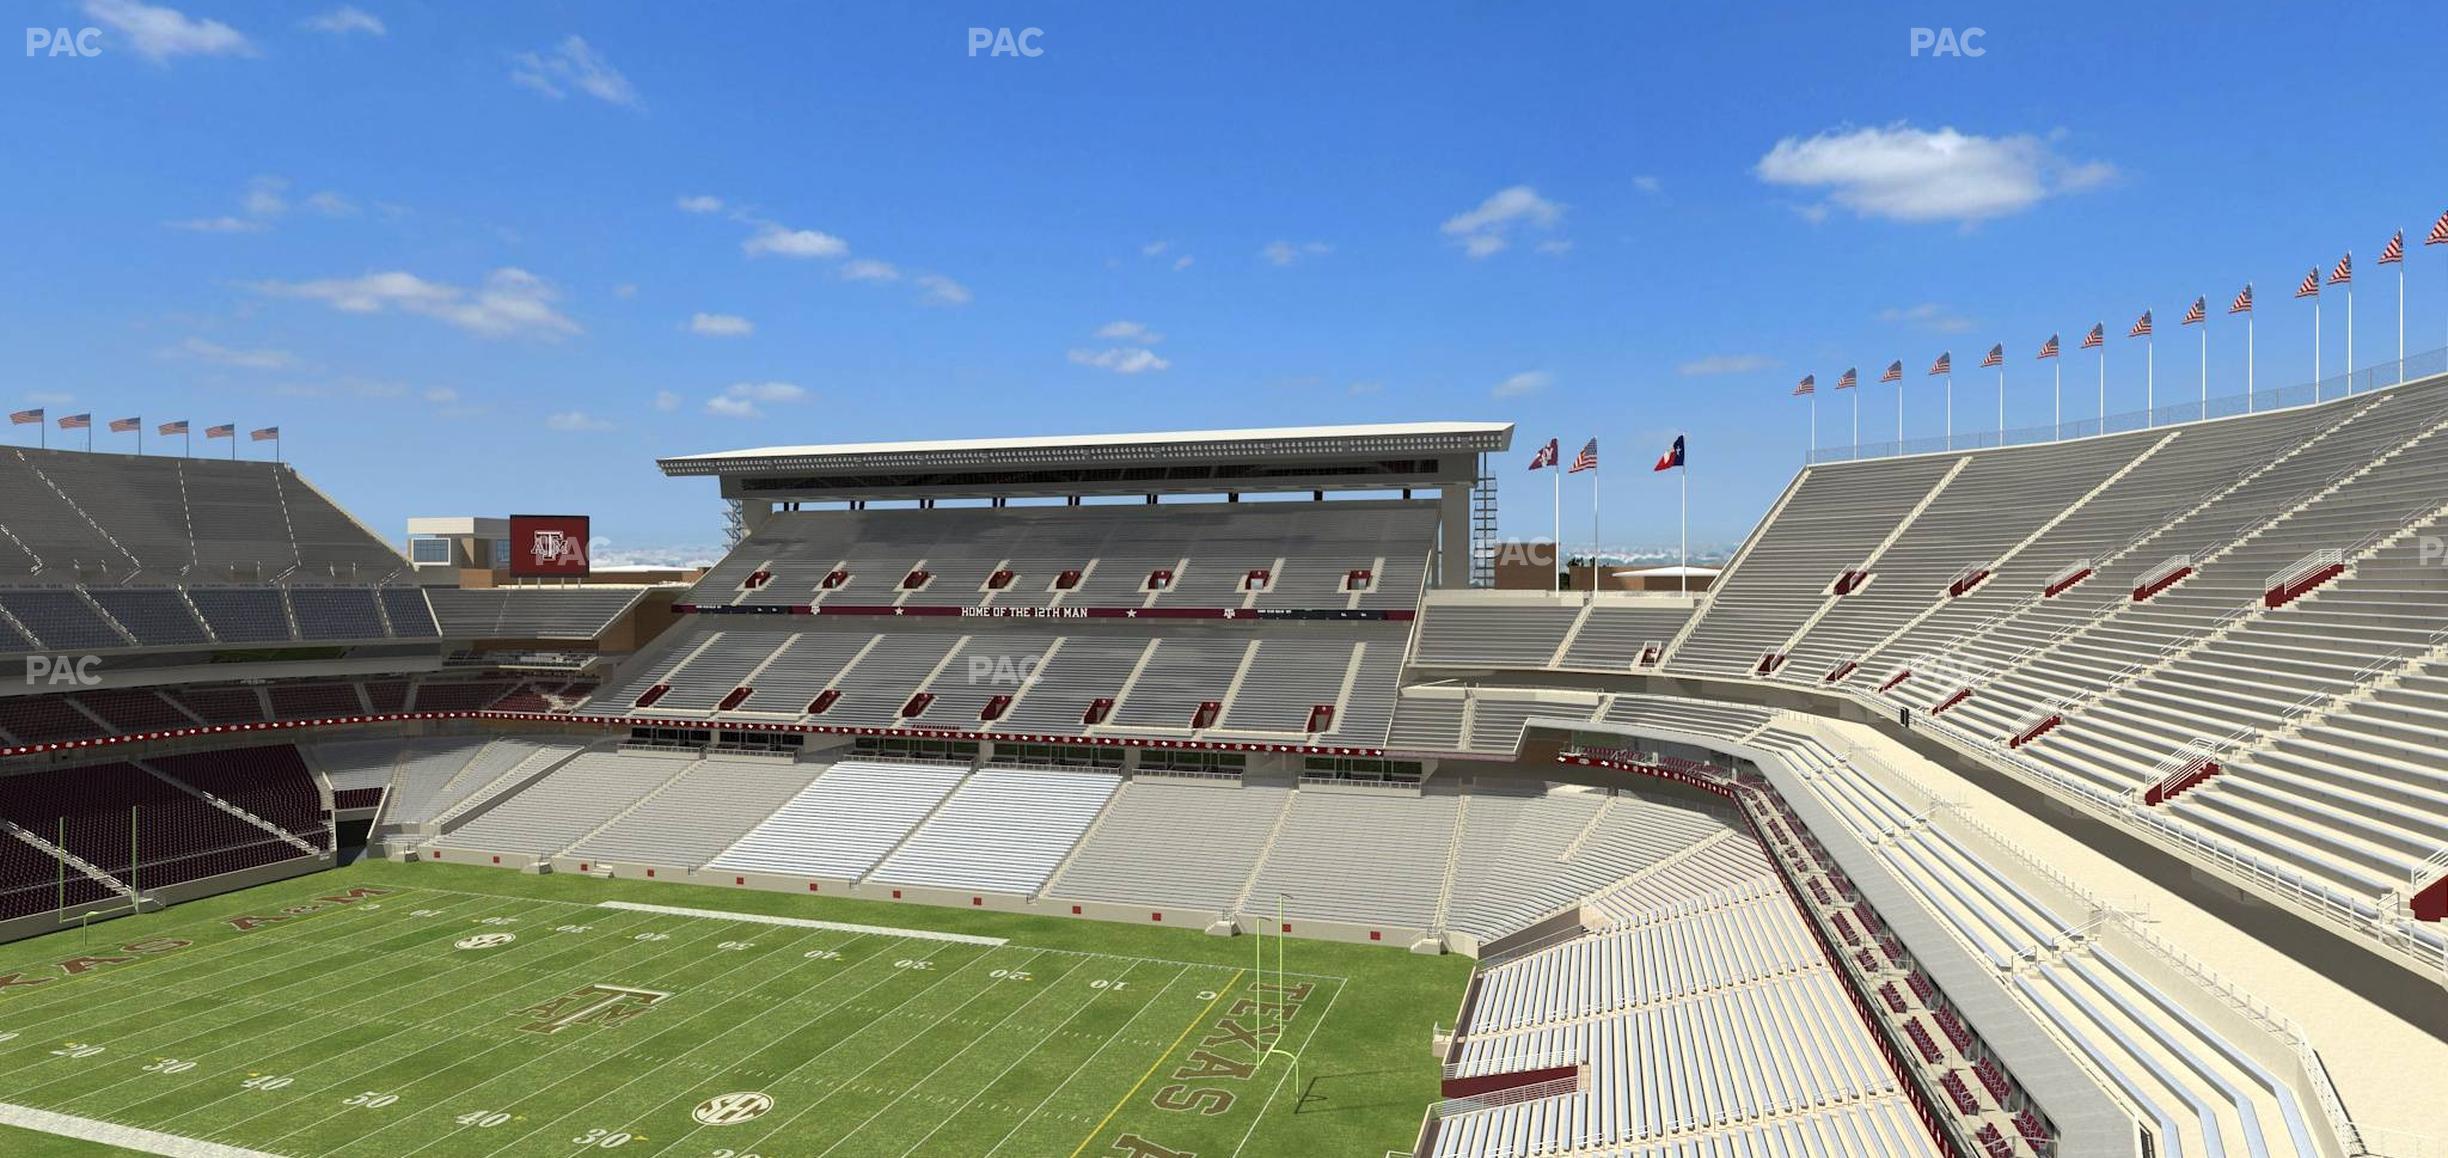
[0,860,1469,1157]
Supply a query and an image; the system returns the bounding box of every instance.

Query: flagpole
[1995,366,2003,441]
[1850,391,1858,451]
[2396,259,2405,383]
[2198,322,2207,416]
[1808,394,1817,457]
[2096,344,2105,432]
[2053,360,2061,436]
[2146,332,2155,427]
[1551,463,1560,593]
[2247,312,2256,412]
[1589,455,1599,608]
[2315,296,2323,402]
[1678,458,1688,599]
[1944,372,1953,445]
[1895,378,1903,450]
[2345,280,2354,393]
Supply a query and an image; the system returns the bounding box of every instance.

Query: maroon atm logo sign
[510,514,591,578]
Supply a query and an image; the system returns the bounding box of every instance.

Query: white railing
[2006,697,2068,740]
[1945,561,1991,596]
[1431,1072,1580,1118]
[2267,549,2346,593]
[2043,558,2093,594]
[1439,1049,1579,1082]
[2413,845,2448,895]
[2136,553,2192,594]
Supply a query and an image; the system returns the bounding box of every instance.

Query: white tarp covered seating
[869,767,1121,894]
[705,760,970,880]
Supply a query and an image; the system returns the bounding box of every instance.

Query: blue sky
[6,2,2447,562]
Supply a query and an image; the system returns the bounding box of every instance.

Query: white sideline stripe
[593,900,1007,945]
[0,1102,281,1158]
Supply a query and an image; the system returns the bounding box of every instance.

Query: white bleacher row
[424,587,653,641]
[1585,850,1780,930]
[706,761,969,880]
[870,767,1120,894]
[1038,777,1291,911]
[430,750,693,856]
[564,758,828,868]
[600,621,1402,748]
[1433,972,1907,1158]
[1464,891,1824,1034]
[1565,1099,1937,1158]
[1414,598,1702,671]
[1444,792,1738,941]
[0,583,437,653]
[1745,722,2326,1158]
[691,499,1437,612]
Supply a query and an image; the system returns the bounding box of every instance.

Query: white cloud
[1442,185,1564,258]
[171,337,298,370]
[1534,239,1574,256]
[704,381,806,419]
[252,267,581,340]
[1632,175,1663,195]
[166,215,262,233]
[510,35,640,108]
[1172,255,1193,271]
[743,223,849,259]
[421,387,459,405]
[303,190,358,216]
[301,6,382,35]
[613,283,638,299]
[1878,303,1977,334]
[839,259,900,282]
[1140,240,1170,257]
[83,0,252,61]
[1260,240,1332,267]
[1677,354,1779,377]
[688,312,753,337]
[1491,370,1551,399]
[1347,380,1384,396]
[1093,320,1163,344]
[1068,347,1170,375]
[545,410,612,432]
[1755,123,2115,224]
[652,390,681,412]
[676,194,725,214]
[915,274,970,306]
[240,175,287,217]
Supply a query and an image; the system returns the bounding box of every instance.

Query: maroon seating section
[167,687,268,725]
[268,683,363,720]
[0,697,107,743]
[332,787,384,810]
[0,832,116,921]
[149,746,327,847]
[411,681,512,712]
[0,760,309,891]
[73,689,195,734]
[362,680,409,712]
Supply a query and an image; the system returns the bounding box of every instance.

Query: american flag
[1979,344,2003,368]
[1879,360,1903,383]
[1793,374,1815,396]
[57,414,90,430]
[2430,209,2448,247]
[1835,367,1857,390]
[1928,352,1951,376]
[250,426,280,442]
[1527,437,1559,470]
[2128,310,2153,338]
[2037,334,2060,360]
[1568,438,1598,473]
[109,417,140,433]
[2228,285,2253,315]
[158,420,189,436]
[2294,268,2321,299]
[205,424,235,439]
[7,408,41,426]
[2328,252,2352,286]
[2081,323,2105,349]
[2379,231,2404,265]
[2180,296,2206,326]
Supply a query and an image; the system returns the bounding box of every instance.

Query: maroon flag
[2180,297,2206,326]
[250,426,280,442]
[56,413,90,430]
[1792,374,1815,396]
[7,408,41,426]
[205,424,235,439]
[2228,285,2253,315]
[2378,231,2404,265]
[1979,344,2003,368]
[1835,367,1857,390]
[2128,311,2153,338]
[1527,437,1559,470]
[1568,438,1597,474]
[109,417,140,433]
[1928,352,1951,376]
[1879,360,1903,383]
[2037,334,2060,359]
[158,420,189,436]
[2294,268,2321,299]
[2328,252,2352,285]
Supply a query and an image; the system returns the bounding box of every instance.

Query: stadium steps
[1225,787,1301,920]
[2053,417,2448,731]
[887,634,976,730]
[1100,638,1165,722]
[14,452,146,574]
[174,588,221,643]
[427,742,591,834]
[136,761,321,854]
[854,763,979,882]
[1557,795,1619,861]
[1207,639,1262,730]
[1822,432,2176,690]
[991,636,1066,723]
[1429,789,1471,933]
[546,754,710,858]
[3,819,137,902]
[1763,457,1971,666]
[1660,467,1810,665]
[1544,599,1598,667]
[1031,777,1130,900]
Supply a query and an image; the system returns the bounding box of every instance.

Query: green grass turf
[0,858,1472,1157]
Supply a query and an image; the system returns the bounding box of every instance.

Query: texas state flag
[1653,435,1686,472]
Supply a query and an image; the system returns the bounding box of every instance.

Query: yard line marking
[893,959,1183,1157]
[1066,967,1246,1158]
[980,965,1210,1158]
[0,1100,280,1158]
[595,899,1008,944]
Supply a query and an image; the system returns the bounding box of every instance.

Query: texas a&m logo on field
[515,983,668,1035]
